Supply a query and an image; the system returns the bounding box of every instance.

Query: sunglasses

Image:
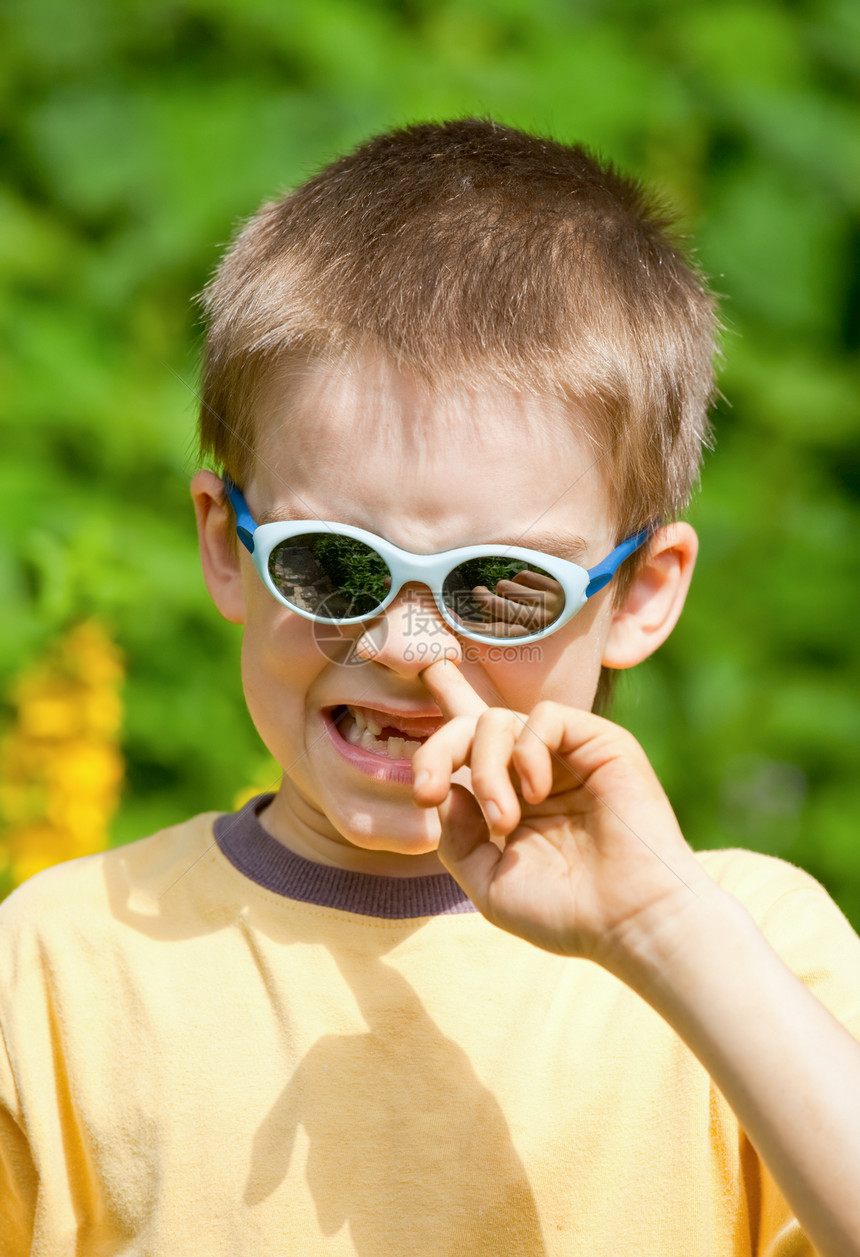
[224,478,651,646]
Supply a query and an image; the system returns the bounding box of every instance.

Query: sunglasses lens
[442,556,565,638]
[268,533,391,618]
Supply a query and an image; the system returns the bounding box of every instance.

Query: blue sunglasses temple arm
[223,478,258,554]
[584,527,651,597]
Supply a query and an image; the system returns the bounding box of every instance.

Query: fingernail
[413,770,431,790]
[484,800,502,826]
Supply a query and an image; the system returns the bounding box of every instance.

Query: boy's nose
[351,583,463,674]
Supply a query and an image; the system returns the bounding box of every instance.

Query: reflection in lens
[443,557,565,638]
[269,533,391,618]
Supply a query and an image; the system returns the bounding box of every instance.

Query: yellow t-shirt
[2,795,860,1256]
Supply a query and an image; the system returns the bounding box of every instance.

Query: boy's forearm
[606,879,860,1257]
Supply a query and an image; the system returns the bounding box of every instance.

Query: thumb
[436,784,502,906]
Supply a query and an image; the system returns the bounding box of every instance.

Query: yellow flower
[0,620,125,892]
[8,823,78,887]
[15,682,83,740]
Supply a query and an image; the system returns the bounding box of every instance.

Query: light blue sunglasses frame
[224,478,651,646]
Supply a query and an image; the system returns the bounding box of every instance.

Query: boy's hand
[412,659,708,971]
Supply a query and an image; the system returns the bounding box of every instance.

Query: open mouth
[329,704,440,762]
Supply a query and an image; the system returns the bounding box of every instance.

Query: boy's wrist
[595,869,753,1005]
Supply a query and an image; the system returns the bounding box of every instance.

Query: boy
[2,118,860,1255]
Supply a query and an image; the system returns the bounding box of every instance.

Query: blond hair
[198,119,719,708]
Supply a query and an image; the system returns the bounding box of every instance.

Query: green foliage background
[2,1,858,917]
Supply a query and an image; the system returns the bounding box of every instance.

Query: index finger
[419,659,490,721]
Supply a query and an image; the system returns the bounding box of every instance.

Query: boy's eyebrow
[256,506,592,563]
[493,530,590,562]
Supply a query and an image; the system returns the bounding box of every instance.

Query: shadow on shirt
[105,825,548,1253]
[243,943,547,1252]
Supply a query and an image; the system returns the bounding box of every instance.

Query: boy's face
[196,355,653,875]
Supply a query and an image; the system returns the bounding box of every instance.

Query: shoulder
[693,846,855,941]
[0,811,222,950]
[694,847,830,916]
[696,846,860,1034]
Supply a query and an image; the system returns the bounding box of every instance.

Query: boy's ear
[600,522,698,669]
[190,470,246,625]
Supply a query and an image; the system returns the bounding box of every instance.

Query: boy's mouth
[329,704,443,762]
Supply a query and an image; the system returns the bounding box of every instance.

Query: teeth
[341,711,423,761]
[339,706,427,763]
[346,706,383,735]
[346,704,432,742]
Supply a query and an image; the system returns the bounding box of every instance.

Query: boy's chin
[337,817,442,857]
[329,808,448,870]
[333,764,471,853]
